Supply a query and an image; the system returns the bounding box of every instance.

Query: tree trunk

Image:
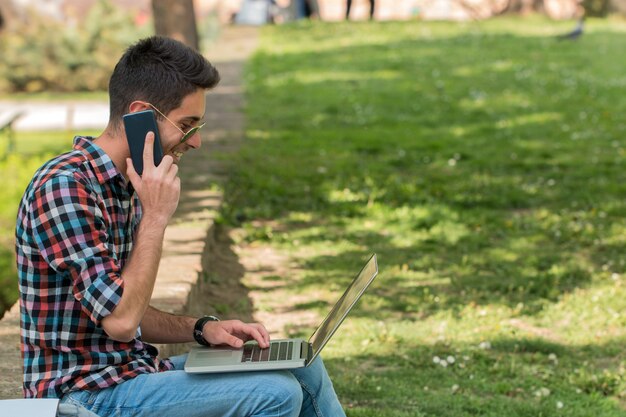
[0,1,16,31]
[152,0,200,50]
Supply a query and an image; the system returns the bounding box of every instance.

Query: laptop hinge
[301,341,312,363]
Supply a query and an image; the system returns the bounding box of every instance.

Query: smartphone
[123,109,164,176]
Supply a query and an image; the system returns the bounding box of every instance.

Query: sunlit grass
[224,16,626,416]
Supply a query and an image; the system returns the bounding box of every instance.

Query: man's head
[108,36,220,164]
[108,36,220,127]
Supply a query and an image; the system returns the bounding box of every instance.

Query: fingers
[131,153,177,192]
[233,321,269,348]
[249,323,270,347]
[129,132,179,225]
[204,321,270,349]
[142,133,175,174]
[157,154,174,172]
[216,327,246,348]
[142,132,155,171]
[165,160,179,181]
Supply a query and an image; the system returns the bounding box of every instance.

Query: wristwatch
[193,315,220,346]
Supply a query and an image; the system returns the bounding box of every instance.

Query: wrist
[193,315,220,346]
[139,212,170,231]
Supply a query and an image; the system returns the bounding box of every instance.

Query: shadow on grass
[213,20,626,416]
[223,25,626,319]
[186,223,256,322]
[257,223,593,319]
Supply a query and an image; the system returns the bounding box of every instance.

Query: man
[15,36,345,417]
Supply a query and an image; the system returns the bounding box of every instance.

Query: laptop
[184,253,378,373]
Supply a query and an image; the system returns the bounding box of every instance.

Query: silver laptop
[184,254,378,373]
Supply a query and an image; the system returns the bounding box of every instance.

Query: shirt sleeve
[30,174,124,325]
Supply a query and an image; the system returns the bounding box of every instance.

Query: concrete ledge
[151,218,223,359]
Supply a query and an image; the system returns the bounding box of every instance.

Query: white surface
[0,101,109,131]
[0,398,60,416]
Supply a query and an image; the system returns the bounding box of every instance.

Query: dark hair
[108,36,220,124]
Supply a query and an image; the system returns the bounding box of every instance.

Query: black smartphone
[123,109,164,176]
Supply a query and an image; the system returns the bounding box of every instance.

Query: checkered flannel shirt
[15,136,173,399]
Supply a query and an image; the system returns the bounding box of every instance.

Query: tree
[151,0,199,50]
[583,0,611,16]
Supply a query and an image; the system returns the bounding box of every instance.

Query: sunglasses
[145,102,205,144]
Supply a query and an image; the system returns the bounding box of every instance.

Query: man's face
[157,89,206,164]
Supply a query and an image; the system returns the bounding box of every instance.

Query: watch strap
[193,315,220,346]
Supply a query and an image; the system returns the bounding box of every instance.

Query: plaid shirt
[15,136,172,399]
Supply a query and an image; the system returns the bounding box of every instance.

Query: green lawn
[221,17,626,416]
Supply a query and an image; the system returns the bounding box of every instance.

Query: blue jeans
[59,354,346,417]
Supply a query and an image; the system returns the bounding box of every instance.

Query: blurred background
[1,1,626,415]
[0,0,624,97]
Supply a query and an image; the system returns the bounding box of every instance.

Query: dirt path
[180,27,314,338]
[233,238,324,338]
[189,26,321,337]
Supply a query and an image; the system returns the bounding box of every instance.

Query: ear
[128,101,151,114]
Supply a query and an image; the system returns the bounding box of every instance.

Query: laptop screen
[308,254,378,362]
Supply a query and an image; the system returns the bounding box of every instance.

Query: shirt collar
[73,136,124,185]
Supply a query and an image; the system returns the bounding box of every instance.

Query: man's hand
[102,133,180,343]
[202,320,270,349]
[127,132,180,226]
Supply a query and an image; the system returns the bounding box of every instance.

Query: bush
[0,131,94,318]
[0,0,149,93]
[0,245,17,317]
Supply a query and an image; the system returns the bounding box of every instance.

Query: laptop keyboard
[242,341,294,363]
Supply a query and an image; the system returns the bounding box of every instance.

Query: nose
[187,132,202,150]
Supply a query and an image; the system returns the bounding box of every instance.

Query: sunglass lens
[180,127,199,143]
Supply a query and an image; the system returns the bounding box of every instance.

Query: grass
[0,130,99,316]
[220,17,626,416]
